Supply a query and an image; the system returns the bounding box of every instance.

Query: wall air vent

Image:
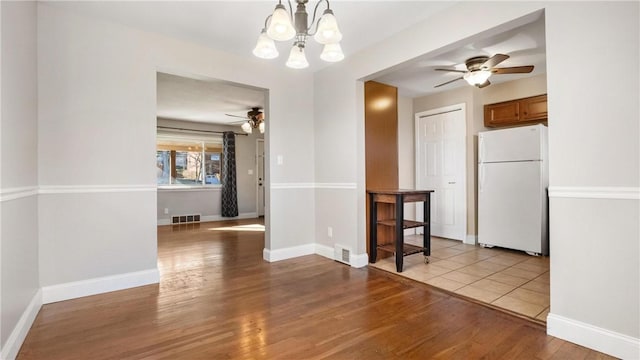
[334,245,351,265]
[171,214,201,224]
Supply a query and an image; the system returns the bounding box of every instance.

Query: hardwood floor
[18,219,614,359]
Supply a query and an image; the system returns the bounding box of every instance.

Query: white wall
[37,2,315,294]
[314,2,639,358]
[544,3,639,358]
[156,118,264,223]
[0,1,40,357]
[397,96,415,223]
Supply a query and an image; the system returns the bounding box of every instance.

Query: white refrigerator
[478,124,549,256]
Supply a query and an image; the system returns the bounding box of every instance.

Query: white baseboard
[157,212,258,226]
[314,244,334,259]
[547,313,640,359]
[1,289,42,360]
[465,235,477,245]
[41,268,160,304]
[350,253,369,268]
[263,244,315,262]
[310,243,368,268]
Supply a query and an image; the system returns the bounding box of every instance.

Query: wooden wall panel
[365,81,399,260]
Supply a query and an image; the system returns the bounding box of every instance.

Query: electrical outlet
[164,208,169,215]
[328,227,333,238]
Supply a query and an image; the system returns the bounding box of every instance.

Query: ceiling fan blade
[492,65,534,74]
[435,68,467,73]
[481,54,509,69]
[434,76,464,88]
[225,114,249,119]
[477,80,491,88]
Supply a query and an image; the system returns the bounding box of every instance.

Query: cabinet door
[521,95,547,122]
[484,101,519,127]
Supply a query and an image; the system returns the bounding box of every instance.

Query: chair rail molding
[0,186,39,202]
[548,186,640,200]
[271,182,357,190]
[39,184,157,194]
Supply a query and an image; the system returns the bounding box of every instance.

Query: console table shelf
[367,189,434,272]
[377,219,427,229]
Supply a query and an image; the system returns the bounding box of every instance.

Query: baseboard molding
[157,212,258,226]
[1,289,42,360]
[547,313,640,359]
[41,268,160,304]
[314,244,334,259]
[548,186,640,200]
[465,235,477,245]
[350,253,369,268]
[309,244,368,268]
[263,244,315,262]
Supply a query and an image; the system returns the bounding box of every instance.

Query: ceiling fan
[225,107,265,134]
[434,54,534,89]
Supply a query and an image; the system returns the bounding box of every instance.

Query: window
[156,137,222,186]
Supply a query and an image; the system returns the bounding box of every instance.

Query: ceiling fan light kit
[434,53,534,89]
[253,0,344,69]
[464,69,492,86]
[227,107,266,134]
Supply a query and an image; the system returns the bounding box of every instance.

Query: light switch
[277,155,283,165]
[248,169,253,175]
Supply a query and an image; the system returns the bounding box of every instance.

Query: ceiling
[374,15,547,97]
[157,73,266,125]
[46,1,546,125]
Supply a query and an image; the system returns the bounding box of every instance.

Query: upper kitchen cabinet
[484,94,547,128]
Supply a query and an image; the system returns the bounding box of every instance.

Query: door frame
[414,103,468,243]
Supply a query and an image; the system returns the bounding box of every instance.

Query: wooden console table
[367,189,434,272]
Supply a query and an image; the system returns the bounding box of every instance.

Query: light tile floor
[369,235,550,323]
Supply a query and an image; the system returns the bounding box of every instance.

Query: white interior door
[415,105,466,241]
[256,139,265,216]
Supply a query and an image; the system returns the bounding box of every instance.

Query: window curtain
[221,131,238,217]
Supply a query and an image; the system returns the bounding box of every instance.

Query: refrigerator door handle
[479,164,485,192]
[479,135,485,163]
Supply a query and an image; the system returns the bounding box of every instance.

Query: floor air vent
[171,214,201,224]
[334,245,351,265]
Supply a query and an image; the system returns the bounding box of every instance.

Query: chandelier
[253,0,344,69]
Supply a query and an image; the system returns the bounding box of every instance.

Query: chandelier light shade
[252,29,279,59]
[258,122,265,134]
[320,42,344,62]
[313,9,342,44]
[286,44,309,69]
[463,70,492,86]
[254,0,344,69]
[266,4,296,41]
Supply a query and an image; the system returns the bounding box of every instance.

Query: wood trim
[364,81,399,259]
